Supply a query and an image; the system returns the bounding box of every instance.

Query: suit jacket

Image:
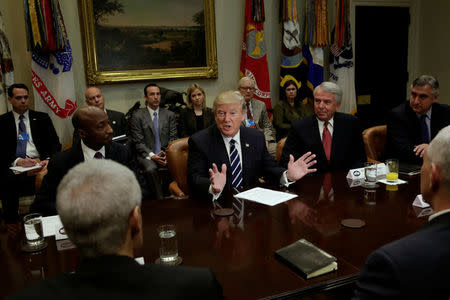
[353,212,450,299]
[178,107,215,138]
[244,99,276,142]
[386,102,450,164]
[280,113,366,173]
[31,141,132,216]
[0,110,61,172]
[188,125,285,197]
[130,107,177,158]
[8,255,224,300]
[106,109,128,137]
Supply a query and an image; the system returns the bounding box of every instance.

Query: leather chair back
[362,125,387,163]
[166,137,190,197]
[276,137,287,163]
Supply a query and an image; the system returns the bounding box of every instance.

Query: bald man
[31,106,133,216]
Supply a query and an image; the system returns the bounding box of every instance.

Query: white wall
[417,0,450,104]
[0,0,284,115]
[1,0,449,116]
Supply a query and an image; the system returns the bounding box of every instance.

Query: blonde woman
[178,83,215,137]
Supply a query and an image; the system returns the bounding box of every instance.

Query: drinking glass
[385,159,399,182]
[157,224,179,264]
[23,213,45,247]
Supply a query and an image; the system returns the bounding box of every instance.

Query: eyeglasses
[239,87,255,92]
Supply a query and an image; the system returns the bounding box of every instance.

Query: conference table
[0,171,428,299]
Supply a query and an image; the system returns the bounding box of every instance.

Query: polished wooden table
[0,172,427,300]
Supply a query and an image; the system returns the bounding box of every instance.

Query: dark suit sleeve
[42,114,61,157]
[353,249,401,299]
[350,117,367,169]
[187,135,212,197]
[386,108,422,164]
[280,123,305,168]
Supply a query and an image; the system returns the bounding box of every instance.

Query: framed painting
[78,0,218,84]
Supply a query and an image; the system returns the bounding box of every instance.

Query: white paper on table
[346,168,364,180]
[413,194,430,208]
[9,164,41,173]
[55,223,68,240]
[234,187,297,206]
[135,257,145,265]
[42,215,63,237]
[377,178,407,186]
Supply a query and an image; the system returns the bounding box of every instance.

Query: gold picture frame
[78,0,218,84]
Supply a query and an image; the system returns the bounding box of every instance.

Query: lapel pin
[112,120,116,124]
[245,143,249,148]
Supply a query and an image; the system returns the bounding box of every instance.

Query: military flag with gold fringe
[24,0,77,146]
[240,0,272,115]
[329,0,357,114]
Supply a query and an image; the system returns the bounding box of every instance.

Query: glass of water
[23,213,45,247]
[157,224,179,265]
[364,162,378,187]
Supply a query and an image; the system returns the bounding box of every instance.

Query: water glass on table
[157,224,180,265]
[364,162,378,187]
[23,213,46,251]
[385,159,399,182]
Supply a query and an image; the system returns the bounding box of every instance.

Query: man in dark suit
[353,125,450,299]
[386,75,450,165]
[0,83,60,222]
[188,90,317,199]
[9,159,224,300]
[31,106,132,216]
[130,83,178,200]
[280,81,366,173]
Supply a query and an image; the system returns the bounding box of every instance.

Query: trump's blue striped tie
[230,139,243,187]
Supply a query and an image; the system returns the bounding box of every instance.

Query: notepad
[275,239,338,279]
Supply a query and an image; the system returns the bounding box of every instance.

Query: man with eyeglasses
[187,90,317,199]
[238,77,277,157]
[386,75,450,165]
[280,81,366,173]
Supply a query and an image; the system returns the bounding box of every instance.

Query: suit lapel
[330,114,341,163]
[144,108,156,135]
[212,126,231,180]
[312,116,328,163]
[29,110,38,142]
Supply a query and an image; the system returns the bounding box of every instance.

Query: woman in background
[273,80,313,141]
[178,83,215,137]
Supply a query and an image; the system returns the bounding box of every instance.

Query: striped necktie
[230,139,243,187]
[16,114,27,158]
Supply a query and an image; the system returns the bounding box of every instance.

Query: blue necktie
[16,115,27,158]
[230,139,243,187]
[153,111,161,153]
[420,114,430,143]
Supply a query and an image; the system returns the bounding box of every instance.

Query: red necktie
[246,102,253,121]
[322,121,331,162]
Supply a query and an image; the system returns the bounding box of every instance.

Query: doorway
[354,6,410,129]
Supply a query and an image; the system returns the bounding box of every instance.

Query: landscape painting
[79,0,217,84]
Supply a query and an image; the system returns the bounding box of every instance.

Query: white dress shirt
[81,139,105,161]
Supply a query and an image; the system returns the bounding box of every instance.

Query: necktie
[230,139,243,187]
[246,102,253,121]
[94,152,103,159]
[16,115,27,158]
[322,121,332,162]
[153,111,161,153]
[420,114,430,143]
